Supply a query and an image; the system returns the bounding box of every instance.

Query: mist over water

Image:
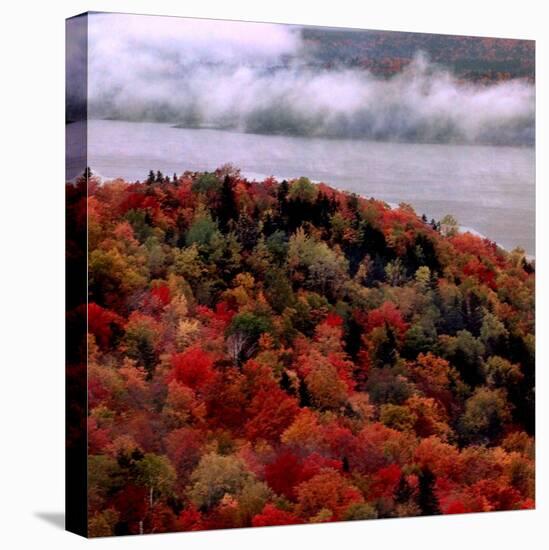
[87,14,534,146]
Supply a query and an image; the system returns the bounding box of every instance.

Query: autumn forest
[65,164,536,536]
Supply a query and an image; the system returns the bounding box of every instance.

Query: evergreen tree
[298,378,311,408]
[279,370,293,395]
[376,322,399,368]
[276,179,290,226]
[417,467,441,515]
[217,175,239,232]
[462,291,484,337]
[235,215,260,251]
[347,193,361,230]
[394,473,413,504]
[312,191,333,229]
[277,179,289,205]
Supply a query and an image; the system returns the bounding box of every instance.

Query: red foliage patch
[252,504,303,527]
[245,388,300,442]
[264,451,342,500]
[170,347,215,392]
[150,283,171,307]
[325,312,344,327]
[88,302,123,348]
[365,301,409,339]
[178,506,205,531]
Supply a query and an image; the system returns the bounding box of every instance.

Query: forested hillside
[302,28,535,82]
[69,166,534,536]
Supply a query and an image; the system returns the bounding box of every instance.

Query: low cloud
[87,13,535,145]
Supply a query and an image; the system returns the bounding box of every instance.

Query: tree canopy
[79,167,535,536]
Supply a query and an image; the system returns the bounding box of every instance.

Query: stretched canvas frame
[66,11,535,538]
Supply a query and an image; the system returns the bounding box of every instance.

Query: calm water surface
[68,120,535,255]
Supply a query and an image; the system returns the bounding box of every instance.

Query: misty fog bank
[86,14,534,146]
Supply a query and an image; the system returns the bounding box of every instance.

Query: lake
[69,119,535,255]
